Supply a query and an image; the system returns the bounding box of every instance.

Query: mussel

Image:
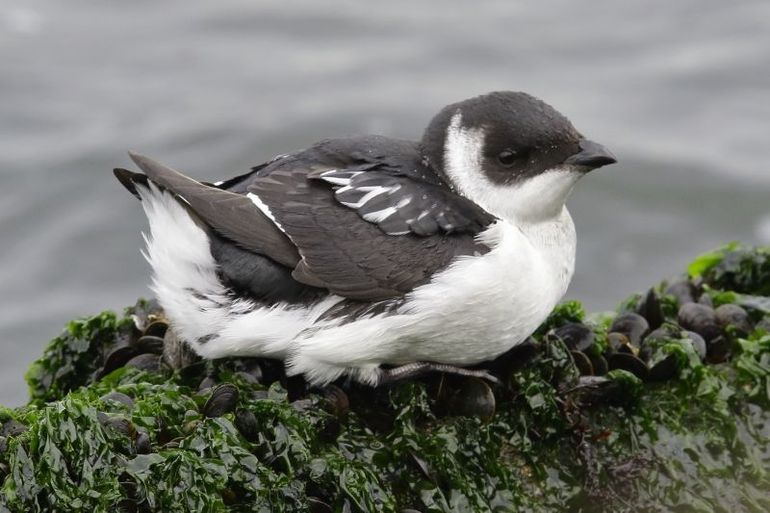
[665,280,697,305]
[609,313,649,346]
[449,378,496,421]
[203,383,239,418]
[635,288,664,330]
[553,323,594,352]
[714,304,752,337]
[678,303,721,341]
[608,353,649,381]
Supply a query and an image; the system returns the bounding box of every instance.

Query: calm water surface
[1,0,769,405]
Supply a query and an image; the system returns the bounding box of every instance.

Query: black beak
[564,139,617,169]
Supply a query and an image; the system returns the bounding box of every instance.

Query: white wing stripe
[247,192,287,234]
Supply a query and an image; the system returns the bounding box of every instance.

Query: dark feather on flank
[209,233,326,304]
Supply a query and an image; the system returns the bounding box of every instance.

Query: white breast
[287,211,576,384]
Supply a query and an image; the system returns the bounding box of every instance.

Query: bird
[114,91,616,387]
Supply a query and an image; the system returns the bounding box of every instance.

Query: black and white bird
[115,91,616,386]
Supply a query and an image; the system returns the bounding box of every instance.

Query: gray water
[1,0,769,406]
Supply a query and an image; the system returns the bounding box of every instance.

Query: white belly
[289,212,576,384]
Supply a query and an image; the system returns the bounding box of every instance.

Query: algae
[0,244,768,512]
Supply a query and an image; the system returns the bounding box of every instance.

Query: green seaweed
[1,247,769,512]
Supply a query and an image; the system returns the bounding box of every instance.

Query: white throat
[443,112,582,224]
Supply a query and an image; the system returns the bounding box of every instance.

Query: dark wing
[309,168,496,236]
[127,152,300,269]
[247,152,491,300]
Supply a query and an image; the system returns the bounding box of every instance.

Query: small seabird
[115,91,616,386]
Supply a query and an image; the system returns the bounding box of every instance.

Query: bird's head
[422,91,616,223]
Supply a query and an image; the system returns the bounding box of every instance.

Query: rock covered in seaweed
[1,243,769,513]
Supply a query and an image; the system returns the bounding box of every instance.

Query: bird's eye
[497,149,519,167]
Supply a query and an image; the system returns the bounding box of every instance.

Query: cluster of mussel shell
[552,279,766,384]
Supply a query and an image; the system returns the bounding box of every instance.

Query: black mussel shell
[234,371,260,386]
[610,313,649,346]
[162,329,200,370]
[100,392,135,409]
[135,430,151,454]
[484,337,539,377]
[570,351,594,376]
[0,420,27,438]
[706,335,732,364]
[553,323,595,352]
[133,335,165,355]
[198,376,217,392]
[665,280,697,305]
[678,303,721,341]
[99,345,139,378]
[203,383,239,418]
[307,497,333,513]
[234,409,260,442]
[608,332,636,355]
[98,414,136,438]
[449,378,496,421]
[635,288,664,330]
[756,317,770,332]
[682,330,707,361]
[714,304,752,337]
[125,353,162,373]
[587,353,609,375]
[608,353,649,381]
[143,320,169,339]
[648,354,679,382]
[323,385,350,418]
[644,324,681,344]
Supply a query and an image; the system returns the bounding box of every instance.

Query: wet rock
[678,303,721,341]
[610,313,649,346]
[714,304,752,336]
[203,383,239,418]
[698,294,714,308]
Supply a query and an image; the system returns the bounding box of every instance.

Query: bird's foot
[378,362,500,385]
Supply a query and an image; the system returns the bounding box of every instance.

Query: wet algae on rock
[1,245,770,512]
